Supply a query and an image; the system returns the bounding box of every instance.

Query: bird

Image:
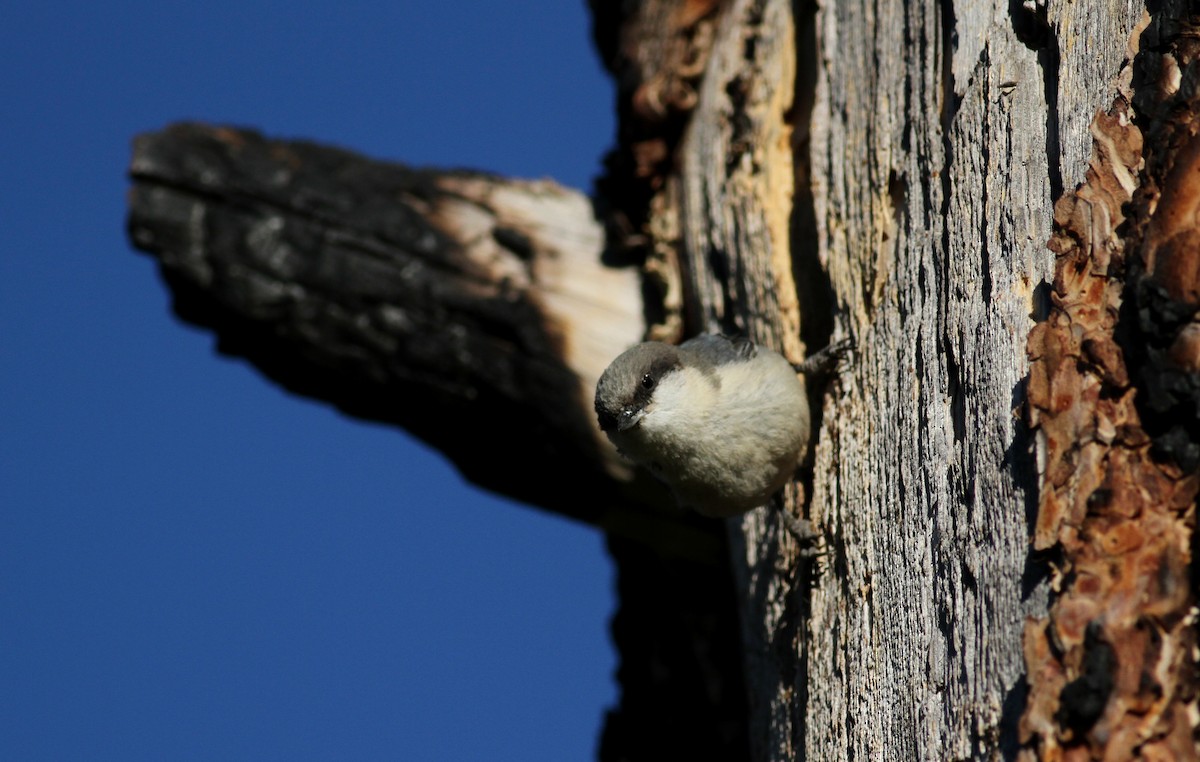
[594,334,814,518]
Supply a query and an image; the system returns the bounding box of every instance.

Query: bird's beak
[617,408,645,432]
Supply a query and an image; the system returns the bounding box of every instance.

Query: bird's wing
[679,334,756,367]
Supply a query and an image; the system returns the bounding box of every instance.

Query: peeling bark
[1022,7,1200,759]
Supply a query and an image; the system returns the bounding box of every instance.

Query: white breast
[612,354,809,517]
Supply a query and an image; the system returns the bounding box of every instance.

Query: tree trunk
[663,0,1196,757]
[126,0,1199,759]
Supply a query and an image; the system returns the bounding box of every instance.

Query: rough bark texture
[588,0,726,343]
[661,0,1194,758]
[800,0,1067,752]
[669,3,820,757]
[124,0,1200,759]
[1023,6,1200,759]
[664,0,1062,754]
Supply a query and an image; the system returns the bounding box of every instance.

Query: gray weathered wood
[670,0,1149,758]
[674,1,811,757]
[807,3,1144,758]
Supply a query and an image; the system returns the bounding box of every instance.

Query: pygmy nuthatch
[594,334,810,518]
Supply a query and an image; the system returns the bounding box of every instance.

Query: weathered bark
[1023,8,1200,759]
[665,0,1197,758]
[125,0,1200,759]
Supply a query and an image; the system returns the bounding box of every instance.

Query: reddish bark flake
[1019,11,1199,760]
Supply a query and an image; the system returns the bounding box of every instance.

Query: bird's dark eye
[641,373,655,390]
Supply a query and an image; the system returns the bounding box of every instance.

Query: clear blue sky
[1,2,618,759]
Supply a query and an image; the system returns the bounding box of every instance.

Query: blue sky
[1,3,618,759]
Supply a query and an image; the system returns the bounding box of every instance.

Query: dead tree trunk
[127,0,1198,759]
